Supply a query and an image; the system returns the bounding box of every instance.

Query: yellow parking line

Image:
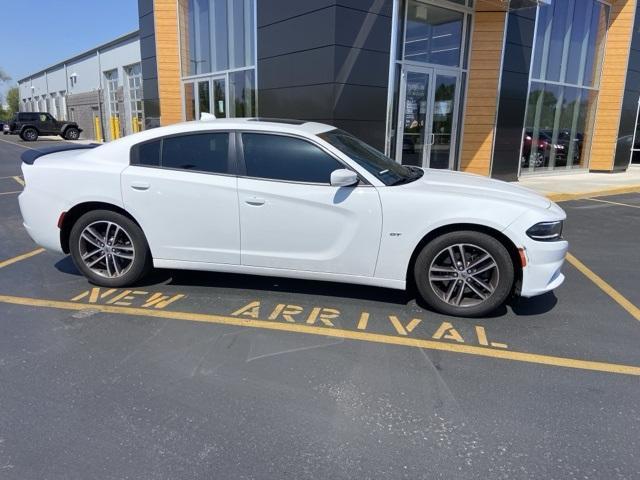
[11,176,25,187]
[0,191,21,196]
[0,293,638,376]
[566,253,640,322]
[547,186,640,202]
[0,248,45,269]
[586,198,640,209]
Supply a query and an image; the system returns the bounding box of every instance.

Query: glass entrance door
[396,68,431,166]
[395,66,459,169]
[184,76,227,120]
[429,74,458,169]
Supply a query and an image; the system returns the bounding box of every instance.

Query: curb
[545,185,640,202]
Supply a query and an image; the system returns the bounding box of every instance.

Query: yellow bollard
[114,116,121,139]
[93,116,103,142]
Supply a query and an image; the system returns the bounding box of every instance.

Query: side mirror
[330,168,358,187]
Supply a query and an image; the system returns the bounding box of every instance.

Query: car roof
[90,117,338,163]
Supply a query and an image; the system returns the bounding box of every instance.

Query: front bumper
[505,202,568,298]
[519,239,568,297]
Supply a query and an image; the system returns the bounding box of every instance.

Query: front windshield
[318,129,422,186]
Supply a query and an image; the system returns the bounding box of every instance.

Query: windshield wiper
[389,167,423,186]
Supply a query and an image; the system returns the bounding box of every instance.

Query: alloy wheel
[428,243,499,308]
[78,221,135,278]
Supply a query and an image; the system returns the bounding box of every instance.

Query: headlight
[526,221,563,241]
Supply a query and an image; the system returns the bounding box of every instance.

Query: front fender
[60,123,83,135]
[373,189,534,281]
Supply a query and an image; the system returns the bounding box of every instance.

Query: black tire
[69,209,151,287]
[21,127,38,142]
[413,231,514,318]
[64,127,80,140]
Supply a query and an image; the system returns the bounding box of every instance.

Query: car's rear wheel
[69,210,151,287]
[21,128,38,142]
[414,231,514,317]
[64,127,80,140]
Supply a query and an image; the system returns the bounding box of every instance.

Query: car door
[237,131,382,276]
[39,113,56,135]
[121,131,240,264]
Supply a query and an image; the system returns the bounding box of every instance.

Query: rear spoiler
[21,143,101,165]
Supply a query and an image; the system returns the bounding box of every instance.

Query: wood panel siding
[589,0,637,171]
[154,0,182,125]
[459,10,507,176]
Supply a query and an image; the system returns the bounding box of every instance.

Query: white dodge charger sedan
[19,118,568,317]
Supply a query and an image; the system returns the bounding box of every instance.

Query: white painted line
[0,137,38,150]
[586,198,640,209]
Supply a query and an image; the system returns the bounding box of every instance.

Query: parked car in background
[6,112,82,142]
[18,118,568,318]
[522,129,584,169]
[521,129,549,168]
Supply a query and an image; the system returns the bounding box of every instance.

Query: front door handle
[131,181,150,191]
[245,197,265,206]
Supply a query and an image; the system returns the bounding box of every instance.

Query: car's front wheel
[21,128,38,142]
[69,210,151,287]
[64,127,80,140]
[414,231,515,317]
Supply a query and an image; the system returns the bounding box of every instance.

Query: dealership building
[18,0,640,180]
[17,32,143,142]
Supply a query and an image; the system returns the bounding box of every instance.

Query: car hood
[410,168,551,210]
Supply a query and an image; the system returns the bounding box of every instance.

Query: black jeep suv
[7,112,82,142]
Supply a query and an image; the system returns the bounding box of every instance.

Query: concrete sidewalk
[516,165,640,201]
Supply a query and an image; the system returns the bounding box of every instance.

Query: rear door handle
[245,197,265,206]
[131,181,150,191]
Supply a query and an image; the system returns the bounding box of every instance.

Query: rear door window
[19,113,39,122]
[131,132,231,174]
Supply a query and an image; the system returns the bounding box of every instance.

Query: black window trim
[129,130,238,177]
[234,130,371,186]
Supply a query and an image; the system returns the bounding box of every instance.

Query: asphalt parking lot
[0,134,639,479]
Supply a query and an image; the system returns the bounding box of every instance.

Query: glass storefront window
[198,80,210,115]
[181,0,255,76]
[230,69,256,118]
[404,1,464,67]
[125,64,144,134]
[522,0,609,173]
[179,0,256,119]
[389,0,469,170]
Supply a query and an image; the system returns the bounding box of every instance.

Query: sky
[0,0,139,100]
